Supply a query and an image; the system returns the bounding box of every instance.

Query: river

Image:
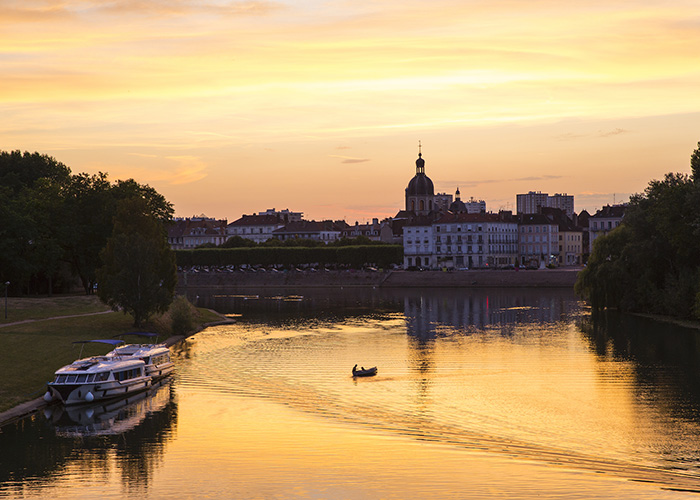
[2,287,700,499]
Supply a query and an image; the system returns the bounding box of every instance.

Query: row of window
[54,372,111,384]
[520,245,556,255]
[520,226,557,233]
[591,220,620,230]
[115,368,144,382]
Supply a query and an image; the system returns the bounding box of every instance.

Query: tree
[0,151,71,293]
[61,174,175,294]
[576,143,700,318]
[97,198,177,327]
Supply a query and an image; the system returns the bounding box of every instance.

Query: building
[517,191,549,215]
[226,214,286,244]
[405,145,436,215]
[403,212,518,269]
[540,207,583,266]
[257,208,303,223]
[516,191,575,218]
[559,227,583,266]
[167,217,228,249]
[548,193,575,218]
[589,204,627,253]
[434,193,453,212]
[449,188,486,214]
[272,220,349,243]
[518,213,560,268]
[402,217,435,269]
[341,218,391,242]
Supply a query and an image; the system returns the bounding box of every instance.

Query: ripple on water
[172,320,700,494]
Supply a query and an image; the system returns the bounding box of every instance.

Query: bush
[169,295,197,336]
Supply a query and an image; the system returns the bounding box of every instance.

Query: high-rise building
[516,191,574,217]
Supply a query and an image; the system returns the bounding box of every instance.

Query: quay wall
[177,268,581,291]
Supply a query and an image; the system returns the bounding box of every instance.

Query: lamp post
[4,281,9,320]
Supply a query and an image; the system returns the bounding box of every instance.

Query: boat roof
[113,332,159,339]
[73,339,125,346]
[56,356,145,374]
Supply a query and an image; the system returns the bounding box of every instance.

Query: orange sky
[2,0,699,222]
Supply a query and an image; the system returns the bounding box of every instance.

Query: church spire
[416,141,425,174]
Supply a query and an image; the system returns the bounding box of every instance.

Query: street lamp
[4,281,9,320]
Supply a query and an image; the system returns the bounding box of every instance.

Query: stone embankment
[177,268,581,290]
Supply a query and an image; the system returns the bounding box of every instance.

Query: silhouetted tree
[97,198,176,327]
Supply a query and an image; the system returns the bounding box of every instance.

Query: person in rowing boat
[352,364,358,375]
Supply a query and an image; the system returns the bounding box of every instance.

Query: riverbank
[0,307,231,428]
[177,267,581,291]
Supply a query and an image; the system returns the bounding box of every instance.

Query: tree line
[575,142,700,320]
[0,150,176,325]
[176,244,403,269]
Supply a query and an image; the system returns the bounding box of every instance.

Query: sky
[2,0,700,223]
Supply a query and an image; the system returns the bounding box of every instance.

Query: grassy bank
[0,294,109,325]
[0,295,221,414]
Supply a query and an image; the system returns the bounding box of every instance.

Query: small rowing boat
[352,364,377,377]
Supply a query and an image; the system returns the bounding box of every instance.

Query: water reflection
[0,379,177,496]
[190,287,578,333]
[4,288,700,498]
[580,311,700,476]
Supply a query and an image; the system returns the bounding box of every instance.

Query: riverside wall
[177,268,581,291]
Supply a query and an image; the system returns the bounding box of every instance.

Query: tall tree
[0,151,71,292]
[576,143,700,319]
[97,197,177,327]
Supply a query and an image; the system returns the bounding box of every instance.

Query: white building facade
[403,213,518,269]
[226,214,285,244]
[403,223,434,269]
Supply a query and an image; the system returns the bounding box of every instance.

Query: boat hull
[47,376,152,405]
[146,362,175,381]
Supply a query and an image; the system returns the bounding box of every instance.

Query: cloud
[597,127,629,137]
[328,154,370,164]
[166,155,208,184]
[0,0,282,21]
[556,128,630,140]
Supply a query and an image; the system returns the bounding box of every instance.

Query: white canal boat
[45,350,151,406]
[108,333,175,381]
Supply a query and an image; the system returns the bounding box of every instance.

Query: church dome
[406,153,434,196]
[449,199,467,213]
[449,187,466,212]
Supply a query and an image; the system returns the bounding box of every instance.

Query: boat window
[55,375,67,383]
[95,372,110,382]
[66,375,77,383]
[76,374,88,383]
[86,374,95,383]
[116,368,142,381]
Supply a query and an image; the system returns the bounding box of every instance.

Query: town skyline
[3,1,699,222]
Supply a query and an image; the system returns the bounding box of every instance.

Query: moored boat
[45,355,151,405]
[109,333,175,381]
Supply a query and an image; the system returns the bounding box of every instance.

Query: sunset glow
[3,0,699,221]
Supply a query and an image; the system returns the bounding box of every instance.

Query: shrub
[169,295,197,336]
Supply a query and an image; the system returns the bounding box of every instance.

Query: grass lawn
[0,295,222,414]
[0,294,110,325]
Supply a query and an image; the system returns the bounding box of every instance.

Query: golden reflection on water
[165,313,700,498]
[5,291,700,499]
